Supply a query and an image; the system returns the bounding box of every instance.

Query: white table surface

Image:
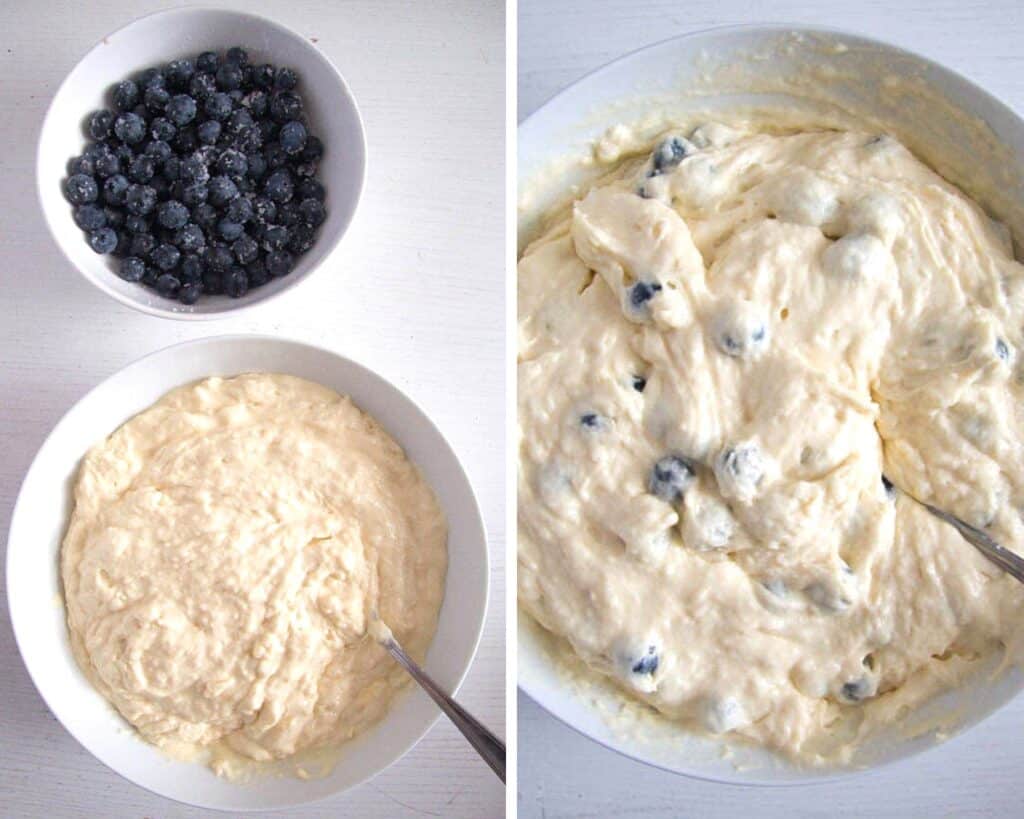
[0,0,504,816]
[518,1,1024,817]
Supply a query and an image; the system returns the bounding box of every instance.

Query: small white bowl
[519,24,1024,784]
[6,336,489,810]
[37,8,366,320]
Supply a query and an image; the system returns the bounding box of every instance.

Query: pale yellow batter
[518,123,1024,763]
[62,373,447,777]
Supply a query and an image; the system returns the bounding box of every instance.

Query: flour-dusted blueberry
[180,153,211,185]
[225,46,249,66]
[65,173,98,204]
[144,84,170,113]
[179,253,203,282]
[217,219,244,242]
[262,224,289,251]
[119,256,146,282]
[246,257,269,286]
[192,202,218,230]
[208,174,239,207]
[196,51,219,74]
[178,282,201,305]
[252,63,275,89]
[88,110,113,140]
[215,61,243,91]
[151,243,181,271]
[277,200,300,226]
[189,71,217,101]
[128,154,157,183]
[270,90,303,122]
[279,120,307,155]
[175,223,206,252]
[202,268,223,294]
[263,142,288,170]
[174,125,199,153]
[68,154,95,177]
[225,196,254,224]
[223,267,249,297]
[297,197,326,227]
[246,152,268,179]
[155,273,180,298]
[301,135,324,163]
[166,94,197,126]
[205,91,233,121]
[74,204,107,231]
[179,182,208,206]
[227,108,255,136]
[264,167,294,203]
[232,234,259,264]
[218,149,248,178]
[252,195,276,224]
[286,223,315,254]
[88,227,118,254]
[649,455,696,503]
[274,66,298,91]
[204,243,234,272]
[149,116,176,142]
[94,149,121,179]
[103,206,125,229]
[266,249,294,277]
[113,112,146,144]
[629,280,662,310]
[162,155,181,181]
[140,67,166,88]
[157,199,189,230]
[145,139,173,164]
[113,79,139,111]
[196,120,221,146]
[297,178,325,203]
[242,89,269,117]
[129,232,156,258]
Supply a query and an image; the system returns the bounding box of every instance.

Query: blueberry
[226,46,249,66]
[226,196,254,223]
[262,224,289,251]
[300,136,324,162]
[274,66,298,90]
[297,178,325,201]
[277,201,300,226]
[202,269,224,294]
[166,94,197,126]
[196,51,219,74]
[180,153,211,185]
[216,62,243,91]
[192,203,218,229]
[181,182,208,206]
[217,219,244,241]
[269,90,302,122]
[88,109,113,140]
[144,84,170,112]
[231,234,259,264]
[150,175,170,199]
[162,155,181,181]
[113,112,146,144]
[88,227,118,254]
[189,72,217,100]
[227,108,254,135]
[253,64,275,89]
[651,136,692,174]
[228,88,244,103]
[119,256,146,282]
[73,204,107,231]
[147,116,173,142]
[882,475,896,499]
[630,645,659,675]
[174,125,199,154]
[68,154,95,176]
[252,196,277,223]
[129,232,156,258]
[997,339,1010,361]
[246,152,268,179]
[140,68,166,89]
[155,273,181,298]
[297,197,326,227]
[839,677,876,704]
[93,149,121,179]
[111,230,132,258]
[128,154,157,183]
[263,168,294,202]
[217,148,248,178]
[288,223,316,254]
[151,243,181,271]
[157,199,189,230]
[246,257,269,286]
[275,120,306,156]
[266,249,294,277]
[629,281,662,309]
[166,58,195,90]
[178,282,201,305]
[718,444,765,492]
[223,267,249,297]
[125,214,149,234]
[648,455,696,503]
[65,173,98,204]
[208,175,239,206]
[205,92,233,121]
[294,159,319,179]
[103,206,125,228]
[146,138,173,164]
[204,243,234,272]
[241,89,269,117]
[175,223,206,252]
[113,79,140,112]
[632,374,647,392]
[197,120,221,145]
[264,142,288,169]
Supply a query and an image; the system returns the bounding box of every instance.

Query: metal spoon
[371,618,506,782]
[923,502,1024,585]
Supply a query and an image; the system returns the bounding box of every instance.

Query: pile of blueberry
[63,47,327,304]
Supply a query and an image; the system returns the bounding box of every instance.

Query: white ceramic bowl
[37,8,366,320]
[518,24,1024,784]
[7,336,488,810]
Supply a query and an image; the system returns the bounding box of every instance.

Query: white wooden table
[518,1,1024,817]
[0,0,504,816]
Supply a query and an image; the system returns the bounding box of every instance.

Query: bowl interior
[518,24,1024,783]
[7,336,488,810]
[37,8,366,319]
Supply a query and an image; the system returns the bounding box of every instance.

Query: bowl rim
[6,333,490,810]
[517,21,1024,786]
[36,6,367,322]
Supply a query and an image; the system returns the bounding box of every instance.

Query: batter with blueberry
[518,122,1024,763]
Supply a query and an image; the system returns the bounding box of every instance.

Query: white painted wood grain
[0,0,504,816]
[518,1,1024,817]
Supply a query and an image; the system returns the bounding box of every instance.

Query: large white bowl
[518,24,1024,785]
[6,336,489,810]
[37,8,366,320]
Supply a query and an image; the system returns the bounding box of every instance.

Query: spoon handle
[925,503,1024,584]
[382,637,506,783]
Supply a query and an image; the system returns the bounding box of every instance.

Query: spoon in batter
[923,503,1024,584]
[369,615,506,782]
